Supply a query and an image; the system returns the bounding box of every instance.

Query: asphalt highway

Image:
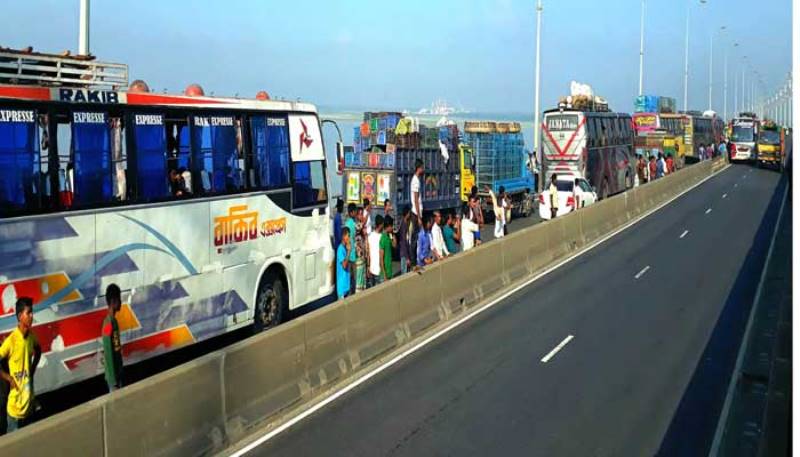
[247,163,786,457]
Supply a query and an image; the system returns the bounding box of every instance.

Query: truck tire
[253,273,287,333]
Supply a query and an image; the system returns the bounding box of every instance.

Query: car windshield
[556,181,574,192]
[731,126,754,143]
[759,131,781,146]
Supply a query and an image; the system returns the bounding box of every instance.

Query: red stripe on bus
[127,93,231,106]
[542,117,587,157]
[0,86,51,101]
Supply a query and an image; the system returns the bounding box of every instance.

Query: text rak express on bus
[214,205,287,254]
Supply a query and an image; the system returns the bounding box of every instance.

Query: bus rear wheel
[254,274,287,333]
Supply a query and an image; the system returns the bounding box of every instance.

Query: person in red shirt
[648,156,657,180]
[666,154,675,174]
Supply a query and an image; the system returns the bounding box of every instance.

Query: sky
[1,0,793,117]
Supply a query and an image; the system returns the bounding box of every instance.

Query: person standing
[656,153,666,179]
[380,216,395,282]
[549,174,559,219]
[443,212,460,255]
[666,154,675,174]
[699,144,706,161]
[362,198,373,235]
[354,208,368,292]
[430,211,449,260]
[410,160,424,265]
[0,297,41,432]
[636,153,647,185]
[397,206,412,275]
[102,284,124,393]
[416,215,434,266]
[485,185,506,238]
[344,203,358,295]
[649,155,657,181]
[333,198,344,251]
[336,227,351,300]
[383,198,393,219]
[460,206,480,251]
[367,215,384,287]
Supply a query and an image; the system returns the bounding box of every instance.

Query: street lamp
[533,0,543,192]
[684,0,708,112]
[638,0,646,96]
[709,26,726,113]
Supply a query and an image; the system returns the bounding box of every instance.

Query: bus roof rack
[0,47,128,90]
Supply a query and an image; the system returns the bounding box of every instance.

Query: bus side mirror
[336,142,344,175]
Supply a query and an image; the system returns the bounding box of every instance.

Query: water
[320,110,536,198]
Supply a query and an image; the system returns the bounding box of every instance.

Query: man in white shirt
[461,210,480,251]
[430,211,449,260]
[410,159,424,225]
[362,198,373,234]
[367,215,384,287]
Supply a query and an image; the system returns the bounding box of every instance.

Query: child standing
[102,284,124,393]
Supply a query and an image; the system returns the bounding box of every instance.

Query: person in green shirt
[443,212,460,255]
[102,284,124,393]
[381,216,396,281]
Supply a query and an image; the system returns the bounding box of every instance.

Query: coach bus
[632,112,687,168]
[542,108,635,200]
[0,50,334,394]
[730,114,760,162]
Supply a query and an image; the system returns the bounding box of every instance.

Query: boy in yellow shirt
[0,297,41,432]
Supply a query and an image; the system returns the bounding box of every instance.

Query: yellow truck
[757,122,784,170]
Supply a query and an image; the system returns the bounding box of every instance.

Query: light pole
[684,0,707,112]
[638,0,646,96]
[533,0,543,192]
[78,0,90,55]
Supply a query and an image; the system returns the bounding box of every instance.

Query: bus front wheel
[254,273,287,333]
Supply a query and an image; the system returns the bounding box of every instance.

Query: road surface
[246,163,786,456]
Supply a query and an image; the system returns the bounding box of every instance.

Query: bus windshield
[731,126,754,143]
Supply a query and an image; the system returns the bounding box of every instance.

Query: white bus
[729,114,760,162]
[0,50,334,394]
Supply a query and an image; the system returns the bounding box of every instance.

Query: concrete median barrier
[391,266,445,339]
[107,353,226,457]
[0,400,104,456]
[223,320,305,442]
[344,285,405,370]
[0,152,728,457]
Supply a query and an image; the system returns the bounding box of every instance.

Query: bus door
[288,114,329,306]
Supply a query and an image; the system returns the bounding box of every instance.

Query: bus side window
[586,116,595,147]
[70,111,114,207]
[130,113,169,201]
[0,107,40,215]
[248,115,290,189]
[190,115,242,194]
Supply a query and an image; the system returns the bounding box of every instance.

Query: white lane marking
[706,208,713,214]
[541,335,575,363]
[722,193,728,199]
[634,265,651,279]
[228,164,732,457]
[680,230,690,239]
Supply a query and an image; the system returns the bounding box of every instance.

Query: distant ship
[417,99,470,116]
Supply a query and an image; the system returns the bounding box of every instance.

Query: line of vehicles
[0,47,785,399]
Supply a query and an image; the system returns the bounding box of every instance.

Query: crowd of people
[333,160,513,300]
[635,141,727,186]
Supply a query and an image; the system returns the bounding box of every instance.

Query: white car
[538,176,598,220]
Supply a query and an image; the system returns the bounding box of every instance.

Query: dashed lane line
[541,335,575,363]
[680,230,690,239]
[634,266,651,279]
